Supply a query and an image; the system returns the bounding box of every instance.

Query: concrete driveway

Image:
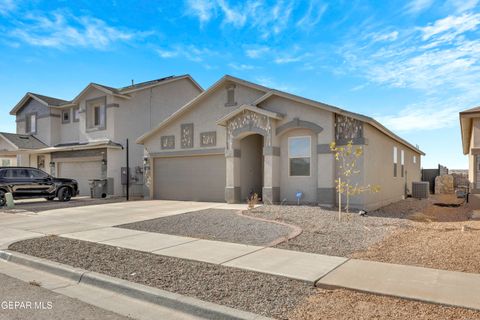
[0,200,248,249]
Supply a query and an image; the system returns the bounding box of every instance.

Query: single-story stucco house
[137,75,424,210]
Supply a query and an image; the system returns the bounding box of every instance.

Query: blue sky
[0,0,479,169]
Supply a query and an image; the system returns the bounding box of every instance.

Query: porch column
[225,143,241,203]
[317,132,335,207]
[263,146,280,204]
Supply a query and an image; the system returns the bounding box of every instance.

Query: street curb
[0,250,272,320]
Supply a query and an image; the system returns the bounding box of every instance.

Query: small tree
[330,140,380,220]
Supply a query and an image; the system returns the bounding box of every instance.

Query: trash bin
[89,179,108,198]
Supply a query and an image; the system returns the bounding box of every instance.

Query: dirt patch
[289,288,480,320]
[355,194,480,273]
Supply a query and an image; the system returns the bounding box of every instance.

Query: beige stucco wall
[144,82,265,154]
[0,156,16,166]
[59,109,79,144]
[363,124,422,210]
[279,128,318,203]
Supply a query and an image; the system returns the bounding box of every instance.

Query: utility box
[121,167,130,185]
[89,179,107,198]
[412,181,429,199]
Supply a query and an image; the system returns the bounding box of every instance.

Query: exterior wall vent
[412,181,429,199]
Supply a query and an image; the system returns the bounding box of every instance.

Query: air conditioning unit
[412,181,429,199]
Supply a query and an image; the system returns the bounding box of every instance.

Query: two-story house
[0,75,202,196]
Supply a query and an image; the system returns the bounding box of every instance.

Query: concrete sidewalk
[3,201,480,312]
[62,226,480,312]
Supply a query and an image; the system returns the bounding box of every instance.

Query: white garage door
[154,155,226,202]
[58,161,102,196]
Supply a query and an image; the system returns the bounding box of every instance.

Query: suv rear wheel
[0,190,5,207]
[57,187,72,202]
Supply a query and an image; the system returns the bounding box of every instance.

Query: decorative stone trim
[263,146,280,156]
[181,123,194,149]
[225,186,241,203]
[335,115,363,142]
[150,148,224,158]
[226,109,272,149]
[225,149,241,158]
[276,117,323,136]
[200,131,216,147]
[225,83,237,107]
[160,135,175,150]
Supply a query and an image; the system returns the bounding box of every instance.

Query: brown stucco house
[137,75,424,210]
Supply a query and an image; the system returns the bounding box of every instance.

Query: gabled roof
[136,75,424,155]
[10,92,70,115]
[0,132,48,150]
[459,106,480,154]
[216,104,284,126]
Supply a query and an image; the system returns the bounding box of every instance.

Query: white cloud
[156,45,217,62]
[255,76,297,92]
[296,0,328,29]
[0,0,15,15]
[10,12,139,49]
[184,0,296,37]
[274,52,310,64]
[340,12,480,133]
[449,0,479,13]
[185,0,215,24]
[228,63,256,70]
[372,31,399,42]
[420,13,480,42]
[245,46,270,58]
[405,0,434,14]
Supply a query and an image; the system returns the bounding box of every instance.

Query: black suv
[0,167,79,206]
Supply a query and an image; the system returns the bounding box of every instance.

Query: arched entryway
[239,134,264,202]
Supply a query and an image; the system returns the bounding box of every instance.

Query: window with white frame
[86,97,106,130]
[289,136,311,176]
[393,146,398,177]
[401,150,405,177]
[413,155,417,164]
[26,113,37,134]
[62,109,70,124]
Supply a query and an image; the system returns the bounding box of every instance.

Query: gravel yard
[117,208,294,246]
[10,236,480,320]
[243,205,410,257]
[9,236,315,319]
[353,194,480,273]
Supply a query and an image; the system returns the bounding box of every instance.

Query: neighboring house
[137,75,424,210]
[0,75,202,196]
[460,107,480,192]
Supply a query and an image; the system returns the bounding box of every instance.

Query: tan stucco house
[460,106,480,192]
[0,75,202,196]
[138,75,424,210]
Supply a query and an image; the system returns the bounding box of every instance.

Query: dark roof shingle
[0,132,48,149]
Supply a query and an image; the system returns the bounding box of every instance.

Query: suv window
[4,169,29,178]
[0,169,5,178]
[28,169,49,179]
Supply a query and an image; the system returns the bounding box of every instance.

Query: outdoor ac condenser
[412,181,429,199]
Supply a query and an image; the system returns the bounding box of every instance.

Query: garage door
[57,161,102,196]
[154,155,226,202]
